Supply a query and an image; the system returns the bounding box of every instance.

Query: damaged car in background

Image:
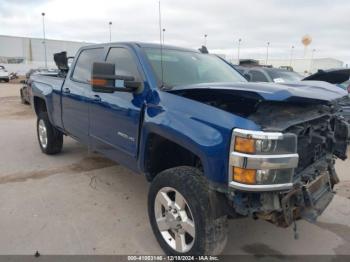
[240,67,350,122]
[30,43,349,255]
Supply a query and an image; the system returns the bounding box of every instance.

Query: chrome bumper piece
[230,152,299,170]
[229,181,293,192]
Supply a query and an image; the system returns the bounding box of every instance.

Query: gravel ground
[0,83,349,255]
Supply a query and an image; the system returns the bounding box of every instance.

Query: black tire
[37,112,63,155]
[148,166,228,255]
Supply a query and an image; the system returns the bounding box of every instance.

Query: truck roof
[79,42,199,53]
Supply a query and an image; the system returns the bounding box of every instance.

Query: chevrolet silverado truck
[31,43,349,255]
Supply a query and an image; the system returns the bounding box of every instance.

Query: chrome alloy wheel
[38,119,48,148]
[154,187,196,253]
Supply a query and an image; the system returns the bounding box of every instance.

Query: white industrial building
[257,58,344,76]
[0,35,92,75]
[0,34,346,76]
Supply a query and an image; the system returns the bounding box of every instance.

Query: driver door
[89,47,144,166]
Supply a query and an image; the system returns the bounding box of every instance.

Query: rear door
[61,47,104,143]
[89,46,145,167]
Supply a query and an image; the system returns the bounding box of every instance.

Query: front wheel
[37,112,63,154]
[148,166,228,255]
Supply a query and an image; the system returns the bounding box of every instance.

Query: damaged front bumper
[282,170,334,225]
[264,163,335,227]
[228,118,349,227]
[232,159,336,227]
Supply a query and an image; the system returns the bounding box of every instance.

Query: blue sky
[1,0,349,65]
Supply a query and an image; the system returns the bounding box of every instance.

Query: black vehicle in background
[242,66,350,122]
[243,67,350,90]
[303,68,350,92]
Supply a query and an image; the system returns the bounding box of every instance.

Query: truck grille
[296,135,327,173]
[288,116,331,173]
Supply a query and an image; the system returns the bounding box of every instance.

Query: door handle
[63,87,70,93]
[93,95,101,102]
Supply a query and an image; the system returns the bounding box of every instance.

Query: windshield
[144,48,246,88]
[267,70,302,83]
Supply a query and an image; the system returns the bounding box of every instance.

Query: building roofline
[0,35,199,52]
[0,34,95,45]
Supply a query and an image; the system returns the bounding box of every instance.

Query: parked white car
[0,65,10,82]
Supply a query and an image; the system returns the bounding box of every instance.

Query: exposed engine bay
[240,102,348,227]
[171,87,350,227]
[170,88,262,118]
[251,111,348,227]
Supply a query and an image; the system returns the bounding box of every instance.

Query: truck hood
[169,81,347,103]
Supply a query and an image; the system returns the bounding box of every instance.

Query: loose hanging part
[293,220,299,240]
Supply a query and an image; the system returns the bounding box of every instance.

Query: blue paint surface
[31,42,347,186]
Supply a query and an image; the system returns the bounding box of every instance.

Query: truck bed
[31,73,65,88]
[31,73,66,129]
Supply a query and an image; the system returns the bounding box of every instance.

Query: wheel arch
[31,78,56,124]
[33,96,47,116]
[141,132,205,182]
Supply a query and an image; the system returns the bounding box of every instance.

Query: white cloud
[0,0,349,65]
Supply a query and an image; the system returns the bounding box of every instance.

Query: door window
[106,48,140,79]
[72,48,104,83]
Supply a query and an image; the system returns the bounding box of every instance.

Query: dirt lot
[0,83,350,255]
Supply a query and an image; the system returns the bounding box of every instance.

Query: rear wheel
[148,166,228,255]
[37,112,63,154]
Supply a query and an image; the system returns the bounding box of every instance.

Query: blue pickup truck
[31,42,349,255]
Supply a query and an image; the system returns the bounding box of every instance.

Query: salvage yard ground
[0,83,350,255]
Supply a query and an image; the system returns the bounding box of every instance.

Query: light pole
[309,48,316,73]
[204,34,207,46]
[289,45,295,67]
[237,38,242,63]
[41,12,47,69]
[265,42,270,65]
[109,21,112,42]
[162,28,166,45]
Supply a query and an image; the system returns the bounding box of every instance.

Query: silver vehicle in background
[0,65,10,82]
[242,67,303,83]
